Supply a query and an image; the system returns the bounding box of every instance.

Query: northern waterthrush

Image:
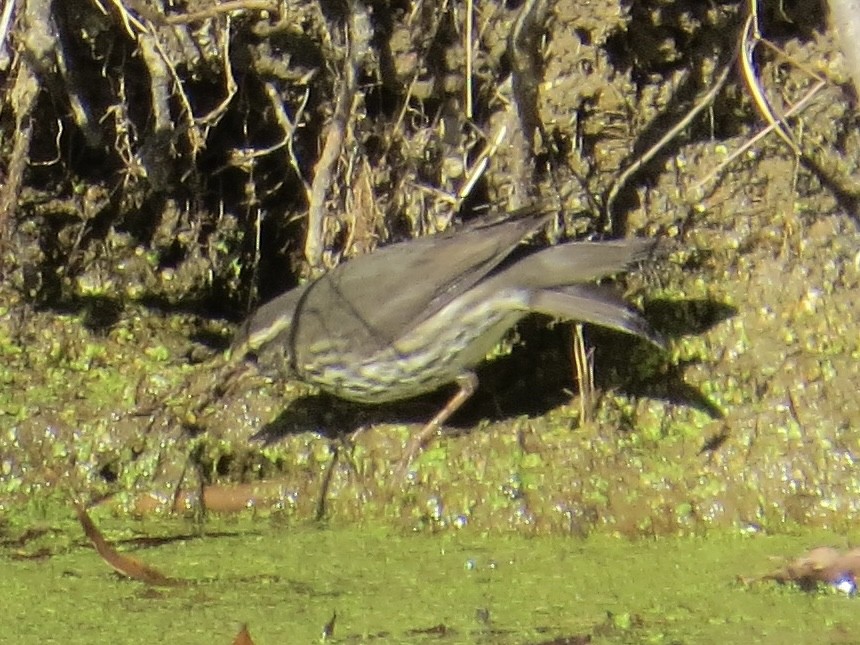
[232,206,663,470]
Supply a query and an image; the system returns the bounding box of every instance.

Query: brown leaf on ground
[130,480,297,516]
[232,623,255,645]
[743,545,860,591]
[74,502,185,587]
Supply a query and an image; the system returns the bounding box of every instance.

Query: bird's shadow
[250,297,736,445]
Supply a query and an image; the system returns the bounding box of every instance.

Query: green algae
[2,208,860,536]
[3,518,860,644]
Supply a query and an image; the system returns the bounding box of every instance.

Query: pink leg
[396,372,478,478]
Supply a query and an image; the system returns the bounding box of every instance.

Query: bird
[231,205,663,471]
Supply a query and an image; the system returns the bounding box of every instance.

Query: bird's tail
[494,239,657,287]
[529,285,664,348]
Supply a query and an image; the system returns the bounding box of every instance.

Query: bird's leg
[396,371,479,478]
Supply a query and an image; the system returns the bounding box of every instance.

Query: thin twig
[465,0,473,118]
[572,324,594,424]
[0,0,18,71]
[691,79,826,197]
[457,124,507,203]
[164,0,278,25]
[739,9,800,155]
[604,59,734,226]
[305,1,372,271]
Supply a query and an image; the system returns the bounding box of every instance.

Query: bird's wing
[292,206,552,356]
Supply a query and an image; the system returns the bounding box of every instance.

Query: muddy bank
[0,1,859,537]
